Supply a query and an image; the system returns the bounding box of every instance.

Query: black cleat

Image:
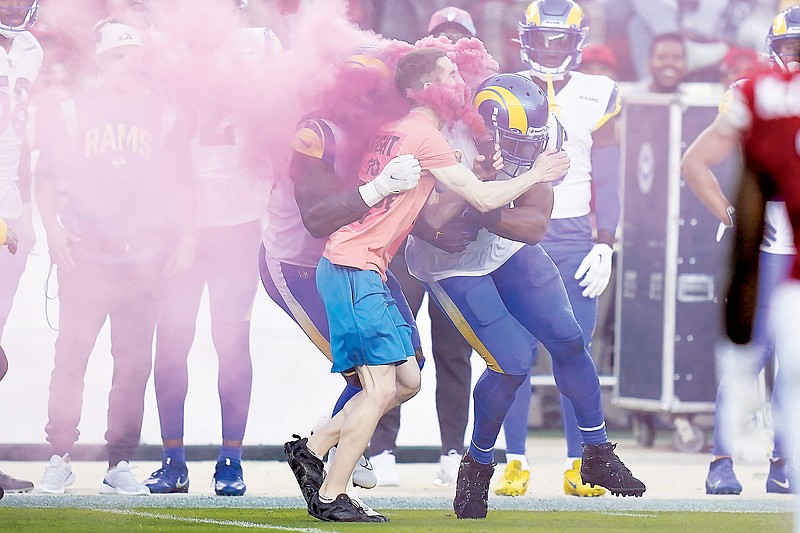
[284,434,325,505]
[580,442,646,497]
[0,471,33,493]
[308,493,388,522]
[453,452,496,519]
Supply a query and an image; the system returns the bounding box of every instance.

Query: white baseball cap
[95,21,142,55]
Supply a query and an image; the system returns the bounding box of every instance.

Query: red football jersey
[732,69,800,280]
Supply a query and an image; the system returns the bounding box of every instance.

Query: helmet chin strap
[528,68,565,82]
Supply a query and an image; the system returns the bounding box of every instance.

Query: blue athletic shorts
[316,257,415,373]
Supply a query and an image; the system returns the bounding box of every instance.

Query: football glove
[359,154,422,207]
[574,243,613,298]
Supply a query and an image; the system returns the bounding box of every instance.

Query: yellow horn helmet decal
[474,86,528,133]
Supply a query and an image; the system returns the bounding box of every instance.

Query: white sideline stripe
[92,508,340,533]
[599,512,657,518]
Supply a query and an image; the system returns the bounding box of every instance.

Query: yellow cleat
[493,460,530,496]
[564,459,606,497]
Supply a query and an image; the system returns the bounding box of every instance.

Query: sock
[218,445,243,463]
[578,421,607,446]
[163,446,186,466]
[332,383,361,416]
[318,494,335,503]
[506,453,529,471]
[565,457,579,470]
[469,369,527,464]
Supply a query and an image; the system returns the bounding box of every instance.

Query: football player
[680,6,798,495]
[407,73,643,519]
[498,0,623,498]
[0,0,41,496]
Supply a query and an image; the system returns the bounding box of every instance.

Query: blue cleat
[705,457,742,495]
[766,458,792,494]
[213,458,246,496]
[144,458,189,494]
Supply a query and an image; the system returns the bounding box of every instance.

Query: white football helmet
[0,0,39,38]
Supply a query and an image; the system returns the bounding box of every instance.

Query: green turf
[0,508,792,532]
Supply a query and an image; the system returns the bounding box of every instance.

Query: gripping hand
[359,154,422,207]
[574,243,613,298]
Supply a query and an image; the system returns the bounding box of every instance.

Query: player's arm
[429,149,569,213]
[292,153,372,239]
[724,164,770,345]
[680,112,737,225]
[467,183,554,245]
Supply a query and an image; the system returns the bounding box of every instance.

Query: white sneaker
[347,489,386,520]
[34,454,75,494]
[99,461,150,495]
[370,450,400,486]
[433,449,462,487]
[328,446,377,489]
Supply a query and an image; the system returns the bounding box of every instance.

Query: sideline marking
[92,508,340,533]
[599,512,657,518]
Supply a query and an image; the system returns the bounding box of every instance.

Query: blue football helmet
[473,73,550,178]
[767,5,800,72]
[518,0,588,79]
[0,0,38,36]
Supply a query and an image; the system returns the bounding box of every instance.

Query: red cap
[580,44,618,74]
[427,6,476,38]
[722,46,759,69]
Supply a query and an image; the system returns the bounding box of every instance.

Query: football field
[0,506,791,533]
[0,436,795,532]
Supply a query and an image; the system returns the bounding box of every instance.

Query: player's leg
[37,256,109,494]
[495,245,644,497]
[146,244,204,494]
[206,221,261,496]
[539,227,606,497]
[102,261,164,496]
[0,213,33,342]
[496,374,533,496]
[427,274,531,518]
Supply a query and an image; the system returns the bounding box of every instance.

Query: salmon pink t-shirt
[324,111,457,278]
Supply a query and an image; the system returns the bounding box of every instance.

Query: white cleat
[327,446,378,489]
[433,449,462,487]
[369,450,400,487]
[34,454,75,494]
[99,461,150,495]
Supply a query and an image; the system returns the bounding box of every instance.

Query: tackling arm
[468,182,554,245]
[292,154,371,239]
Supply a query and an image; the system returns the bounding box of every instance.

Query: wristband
[463,206,502,228]
[358,181,384,208]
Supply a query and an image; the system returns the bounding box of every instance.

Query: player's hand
[574,243,613,298]
[373,154,421,195]
[46,225,80,270]
[473,142,503,181]
[164,234,196,277]
[3,227,18,255]
[715,205,735,243]
[531,149,569,184]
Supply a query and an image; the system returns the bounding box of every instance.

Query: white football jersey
[518,70,619,220]
[405,122,525,282]
[263,118,358,267]
[190,28,280,227]
[0,31,42,219]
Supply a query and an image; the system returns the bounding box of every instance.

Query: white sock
[565,457,580,470]
[506,453,529,471]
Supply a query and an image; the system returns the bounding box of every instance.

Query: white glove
[574,243,613,299]
[715,205,735,243]
[358,154,422,207]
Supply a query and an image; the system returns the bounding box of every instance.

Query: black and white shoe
[0,471,33,493]
[453,452,495,519]
[308,493,388,522]
[580,442,646,497]
[284,434,325,505]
